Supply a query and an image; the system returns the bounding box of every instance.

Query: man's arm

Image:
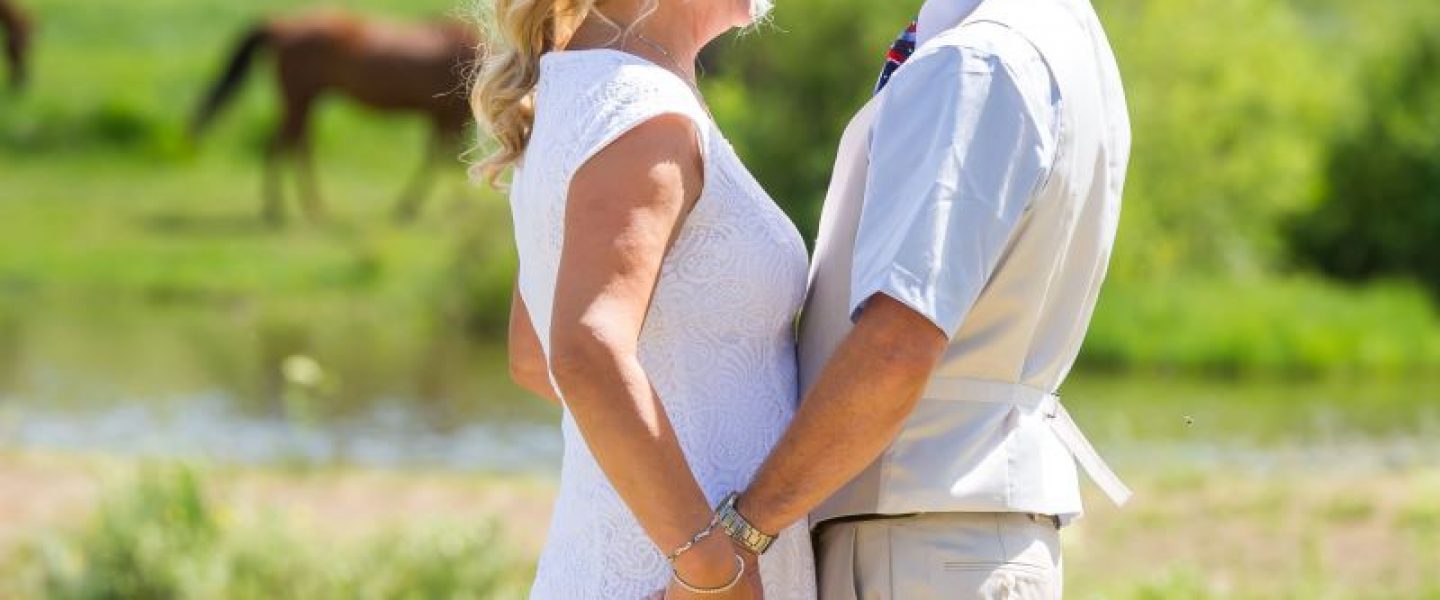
[738,294,948,535]
[739,41,1053,538]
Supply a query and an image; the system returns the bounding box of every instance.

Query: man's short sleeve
[850,42,1056,339]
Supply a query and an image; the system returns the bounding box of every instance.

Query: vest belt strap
[922,377,1133,507]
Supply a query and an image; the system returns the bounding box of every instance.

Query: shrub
[1289,17,1440,297]
[0,465,531,599]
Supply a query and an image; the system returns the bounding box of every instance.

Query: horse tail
[191,23,272,137]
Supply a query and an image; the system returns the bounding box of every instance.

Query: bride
[470,0,817,595]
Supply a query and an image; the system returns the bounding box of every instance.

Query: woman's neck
[567,5,705,81]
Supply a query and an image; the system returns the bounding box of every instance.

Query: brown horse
[192,12,482,224]
[0,0,30,91]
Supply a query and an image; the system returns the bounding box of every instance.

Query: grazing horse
[192,12,482,224]
[1,0,30,91]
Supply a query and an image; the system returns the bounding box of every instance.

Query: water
[1,307,1437,473]
[0,303,560,472]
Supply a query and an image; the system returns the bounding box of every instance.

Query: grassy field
[0,0,516,342]
[1,452,1437,599]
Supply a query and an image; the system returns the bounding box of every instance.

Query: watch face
[717,501,772,554]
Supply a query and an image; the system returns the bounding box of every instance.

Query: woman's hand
[508,286,560,404]
[664,536,762,599]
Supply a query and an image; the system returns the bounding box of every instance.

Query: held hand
[663,555,761,600]
[664,538,762,600]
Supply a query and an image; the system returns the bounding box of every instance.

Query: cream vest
[801,0,1132,524]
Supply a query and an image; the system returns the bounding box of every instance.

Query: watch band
[714,492,776,555]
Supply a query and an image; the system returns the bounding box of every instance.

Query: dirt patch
[0,451,556,557]
[0,453,109,552]
[1064,465,1440,596]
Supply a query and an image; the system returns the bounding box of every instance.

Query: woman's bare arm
[508,286,560,404]
[547,114,749,593]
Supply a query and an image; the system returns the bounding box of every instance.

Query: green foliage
[0,465,530,599]
[1093,0,1347,279]
[703,0,913,239]
[432,208,521,339]
[1082,275,1440,375]
[1289,14,1440,296]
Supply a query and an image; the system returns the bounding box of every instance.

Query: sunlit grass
[1064,466,1440,599]
[0,462,534,599]
[0,0,514,336]
[3,456,1438,599]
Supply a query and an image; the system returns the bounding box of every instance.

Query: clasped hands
[654,533,762,599]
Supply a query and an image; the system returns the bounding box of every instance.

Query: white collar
[916,0,985,48]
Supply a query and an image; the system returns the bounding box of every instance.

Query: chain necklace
[629,32,711,116]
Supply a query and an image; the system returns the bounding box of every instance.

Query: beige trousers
[814,513,1063,600]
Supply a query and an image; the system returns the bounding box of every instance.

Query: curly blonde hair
[474,0,663,187]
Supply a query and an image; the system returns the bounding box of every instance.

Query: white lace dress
[507,49,816,600]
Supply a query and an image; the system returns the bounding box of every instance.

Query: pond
[2,305,1437,474]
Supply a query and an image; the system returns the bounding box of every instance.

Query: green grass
[0,0,515,337]
[5,457,1439,599]
[0,464,532,599]
[1082,275,1440,375]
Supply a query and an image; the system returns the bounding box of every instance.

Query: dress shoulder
[531,50,712,180]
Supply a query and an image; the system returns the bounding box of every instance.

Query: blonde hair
[471,0,664,187]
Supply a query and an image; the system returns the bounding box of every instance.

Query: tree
[1289,24,1440,295]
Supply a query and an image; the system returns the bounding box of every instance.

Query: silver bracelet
[666,513,722,564]
[672,554,745,595]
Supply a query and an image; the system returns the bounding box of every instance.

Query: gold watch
[715,492,775,555]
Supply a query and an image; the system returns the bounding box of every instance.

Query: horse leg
[272,50,326,225]
[295,131,325,224]
[4,36,21,90]
[277,91,325,224]
[391,123,453,223]
[263,130,290,226]
[265,89,320,225]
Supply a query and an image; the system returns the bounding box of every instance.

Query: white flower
[281,355,324,388]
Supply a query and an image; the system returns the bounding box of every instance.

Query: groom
[709,0,1132,597]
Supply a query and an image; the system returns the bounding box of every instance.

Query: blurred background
[0,0,1437,597]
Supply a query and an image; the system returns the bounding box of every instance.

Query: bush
[1081,275,1440,375]
[0,465,531,599]
[1289,16,1440,297]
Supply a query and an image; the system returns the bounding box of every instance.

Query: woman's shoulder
[535,49,707,129]
[529,49,711,175]
[538,49,683,91]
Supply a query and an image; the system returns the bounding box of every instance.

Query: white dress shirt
[800,0,1132,525]
[850,17,1059,338]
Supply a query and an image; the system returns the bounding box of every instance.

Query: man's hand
[740,294,950,534]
